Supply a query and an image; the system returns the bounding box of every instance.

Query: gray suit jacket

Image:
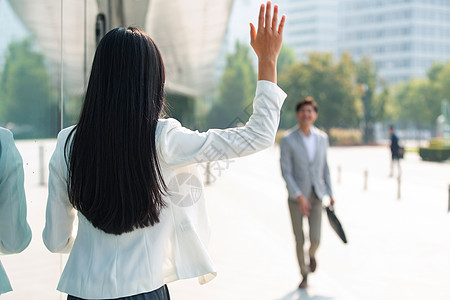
[280,126,333,202]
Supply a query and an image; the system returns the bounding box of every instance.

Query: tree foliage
[278,52,361,131]
[277,45,296,74]
[355,56,382,143]
[0,39,58,138]
[165,92,196,129]
[389,61,446,129]
[207,43,392,143]
[207,41,256,128]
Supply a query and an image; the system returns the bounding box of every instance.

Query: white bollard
[337,165,341,184]
[39,145,45,186]
[363,169,368,191]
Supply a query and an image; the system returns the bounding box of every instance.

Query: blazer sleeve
[42,129,76,253]
[323,136,333,197]
[158,81,286,167]
[280,136,302,199]
[0,129,32,255]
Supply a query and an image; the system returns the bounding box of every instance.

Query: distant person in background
[280,97,334,289]
[0,127,32,295]
[389,125,401,177]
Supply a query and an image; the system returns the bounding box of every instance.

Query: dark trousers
[67,285,170,300]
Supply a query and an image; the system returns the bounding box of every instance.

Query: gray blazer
[280,126,333,202]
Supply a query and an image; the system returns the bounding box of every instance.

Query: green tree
[435,61,450,104]
[391,79,440,128]
[389,61,444,130]
[207,41,256,128]
[355,56,382,143]
[373,81,390,123]
[0,39,58,138]
[277,45,296,74]
[427,62,444,82]
[428,62,445,126]
[165,92,196,128]
[278,52,359,131]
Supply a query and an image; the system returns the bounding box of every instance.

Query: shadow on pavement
[279,289,335,300]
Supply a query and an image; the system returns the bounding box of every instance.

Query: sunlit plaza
[1,0,450,299]
[2,141,450,299]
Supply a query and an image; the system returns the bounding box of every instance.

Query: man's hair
[295,97,318,113]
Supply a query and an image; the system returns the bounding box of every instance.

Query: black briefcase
[325,206,348,244]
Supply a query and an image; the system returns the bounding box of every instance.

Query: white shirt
[43,81,287,299]
[0,128,32,294]
[300,129,316,163]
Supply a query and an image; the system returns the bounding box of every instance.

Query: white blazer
[43,80,287,299]
[0,128,32,294]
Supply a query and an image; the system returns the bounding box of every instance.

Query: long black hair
[65,27,167,235]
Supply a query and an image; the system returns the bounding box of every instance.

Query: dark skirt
[67,285,170,300]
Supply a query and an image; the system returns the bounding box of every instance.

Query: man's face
[296,104,318,127]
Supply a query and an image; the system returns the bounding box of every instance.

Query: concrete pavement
[169,145,450,300]
[2,141,450,299]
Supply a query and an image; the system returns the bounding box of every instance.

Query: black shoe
[298,275,308,289]
[310,258,317,272]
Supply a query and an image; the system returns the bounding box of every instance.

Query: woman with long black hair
[43,2,286,299]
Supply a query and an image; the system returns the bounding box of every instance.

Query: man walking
[280,97,334,289]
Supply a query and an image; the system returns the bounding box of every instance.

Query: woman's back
[43,2,286,298]
[45,120,215,298]
[66,27,166,235]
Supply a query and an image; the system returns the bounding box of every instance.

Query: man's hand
[296,195,311,216]
[250,1,286,83]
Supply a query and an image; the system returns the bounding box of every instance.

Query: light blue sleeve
[0,260,12,294]
[0,128,32,255]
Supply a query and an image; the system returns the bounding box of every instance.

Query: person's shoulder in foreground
[0,127,14,143]
[0,126,31,256]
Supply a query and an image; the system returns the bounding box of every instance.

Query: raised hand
[250,1,286,83]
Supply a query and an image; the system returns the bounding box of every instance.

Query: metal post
[397,174,401,200]
[337,165,341,184]
[39,145,45,186]
[363,169,368,191]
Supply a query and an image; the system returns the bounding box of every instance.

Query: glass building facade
[281,0,450,85]
[340,0,450,84]
[282,0,340,59]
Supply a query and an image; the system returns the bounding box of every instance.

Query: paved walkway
[2,141,450,299]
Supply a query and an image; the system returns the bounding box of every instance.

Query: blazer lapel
[296,129,308,156]
[296,127,319,167]
[310,126,320,167]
